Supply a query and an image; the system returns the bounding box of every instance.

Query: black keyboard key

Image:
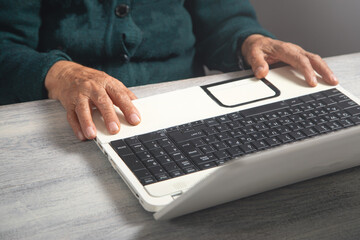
[121,154,145,171]
[216,115,231,124]
[204,118,218,127]
[148,166,166,175]
[162,162,180,172]
[299,95,314,103]
[322,88,341,97]
[351,116,360,124]
[214,150,230,159]
[290,131,306,140]
[242,101,288,117]
[276,126,291,134]
[155,173,170,181]
[138,131,166,142]
[311,92,326,100]
[157,155,173,165]
[332,94,350,103]
[227,147,244,157]
[346,106,360,116]
[169,170,184,178]
[263,129,279,137]
[314,125,331,133]
[170,152,187,161]
[169,130,206,143]
[134,169,152,179]
[277,134,294,143]
[131,143,146,153]
[240,144,256,153]
[286,98,303,106]
[158,138,173,147]
[192,139,206,147]
[338,119,354,127]
[183,166,197,174]
[192,154,217,165]
[199,145,216,154]
[252,140,269,150]
[203,127,218,135]
[225,138,242,147]
[203,135,218,144]
[217,132,231,141]
[150,148,167,157]
[326,122,342,130]
[216,159,227,165]
[199,162,217,170]
[136,151,152,160]
[228,121,242,129]
[125,137,140,146]
[177,159,192,168]
[144,141,160,150]
[228,112,243,120]
[338,100,358,110]
[265,137,281,147]
[302,128,318,137]
[251,132,267,140]
[141,177,157,185]
[213,142,229,150]
[111,140,133,156]
[164,145,180,154]
[143,158,159,168]
[216,124,230,132]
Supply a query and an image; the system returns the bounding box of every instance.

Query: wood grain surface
[1,53,360,240]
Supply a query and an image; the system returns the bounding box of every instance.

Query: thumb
[247,50,269,79]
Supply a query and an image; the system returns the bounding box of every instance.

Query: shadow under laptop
[130,166,360,240]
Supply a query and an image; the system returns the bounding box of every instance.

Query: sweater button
[115,4,130,18]
[121,53,130,63]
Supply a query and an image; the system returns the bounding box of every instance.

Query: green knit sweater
[0,0,273,105]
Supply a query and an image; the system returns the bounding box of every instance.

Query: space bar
[241,101,289,117]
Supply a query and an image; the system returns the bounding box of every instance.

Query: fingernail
[255,66,264,76]
[312,76,318,86]
[77,131,85,141]
[86,126,96,138]
[129,113,141,125]
[331,74,339,84]
[108,121,119,133]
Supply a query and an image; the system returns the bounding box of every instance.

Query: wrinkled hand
[45,61,141,140]
[241,34,338,86]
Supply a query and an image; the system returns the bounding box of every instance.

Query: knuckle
[66,112,76,123]
[96,94,111,106]
[74,100,88,115]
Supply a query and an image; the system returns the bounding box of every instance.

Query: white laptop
[93,66,360,220]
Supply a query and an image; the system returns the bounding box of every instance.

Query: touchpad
[201,76,280,108]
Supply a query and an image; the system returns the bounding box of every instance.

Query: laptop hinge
[171,191,183,199]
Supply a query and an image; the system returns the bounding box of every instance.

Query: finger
[275,45,318,87]
[74,98,97,139]
[306,53,338,85]
[91,90,121,134]
[106,83,141,126]
[246,48,269,79]
[67,110,86,141]
[127,89,138,101]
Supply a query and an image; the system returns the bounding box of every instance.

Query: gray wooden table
[1,53,360,240]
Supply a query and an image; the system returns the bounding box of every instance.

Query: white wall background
[250,0,360,58]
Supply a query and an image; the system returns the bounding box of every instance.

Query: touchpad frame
[201,75,280,108]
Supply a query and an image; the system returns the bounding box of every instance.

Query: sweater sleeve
[0,1,71,105]
[185,0,275,72]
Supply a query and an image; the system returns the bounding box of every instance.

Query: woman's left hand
[241,34,339,87]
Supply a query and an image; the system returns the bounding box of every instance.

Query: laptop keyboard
[110,88,360,185]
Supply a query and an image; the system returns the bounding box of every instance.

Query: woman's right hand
[45,60,141,141]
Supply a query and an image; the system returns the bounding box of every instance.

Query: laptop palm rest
[154,125,360,220]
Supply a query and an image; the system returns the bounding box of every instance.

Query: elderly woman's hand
[241,34,339,87]
[45,61,141,141]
